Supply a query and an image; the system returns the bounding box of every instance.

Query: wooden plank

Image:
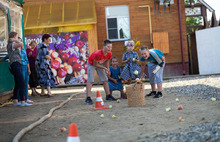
[0,91,13,104]
[88,24,99,82]
[153,32,169,54]
[88,24,98,55]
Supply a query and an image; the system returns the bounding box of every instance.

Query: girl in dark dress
[120,40,143,84]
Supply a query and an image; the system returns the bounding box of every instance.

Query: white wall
[196,26,220,75]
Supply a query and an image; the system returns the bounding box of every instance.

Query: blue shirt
[109,66,121,79]
[20,49,29,65]
[140,49,164,62]
[2,54,9,61]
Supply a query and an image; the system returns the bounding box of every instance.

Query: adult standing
[35,34,56,97]
[26,40,39,96]
[7,32,31,106]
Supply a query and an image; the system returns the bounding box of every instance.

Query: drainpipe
[178,0,186,75]
[139,5,153,44]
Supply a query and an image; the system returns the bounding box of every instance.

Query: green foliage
[185,0,200,5]
[185,0,203,34]
[185,0,190,5]
[186,17,203,26]
[186,17,203,33]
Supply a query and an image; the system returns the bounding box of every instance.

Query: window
[0,10,8,53]
[105,5,130,41]
[10,10,22,38]
[0,2,23,55]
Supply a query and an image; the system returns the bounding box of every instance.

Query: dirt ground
[0,81,220,142]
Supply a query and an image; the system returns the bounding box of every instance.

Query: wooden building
[23,0,189,78]
[95,0,189,76]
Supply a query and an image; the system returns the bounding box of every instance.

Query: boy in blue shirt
[140,46,165,98]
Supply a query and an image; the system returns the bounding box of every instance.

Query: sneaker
[106,95,117,101]
[27,99,33,103]
[146,91,156,97]
[13,102,21,106]
[20,103,32,106]
[153,92,163,99]
[85,97,93,105]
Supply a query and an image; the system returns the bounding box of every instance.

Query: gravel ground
[138,75,220,142]
[137,120,220,142]
[164,75,220,100]
[1,75,219,142]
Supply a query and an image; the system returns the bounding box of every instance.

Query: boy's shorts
[148,62,165,85]
[87,63,108,83]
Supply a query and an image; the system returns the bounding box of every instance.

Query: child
[85,40,117,104]
[120,40,142,84]
[19,37,33,104]
[107,57,126,99]
[140,46,165,98]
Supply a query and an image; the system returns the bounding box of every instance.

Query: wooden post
[88,24,99,83]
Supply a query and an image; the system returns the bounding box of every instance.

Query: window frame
[105,5,130,42]
[0,12,8,53]
[10,10,22,38]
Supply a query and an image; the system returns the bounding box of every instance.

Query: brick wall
[24,0,189,76]
[95,0,188,66]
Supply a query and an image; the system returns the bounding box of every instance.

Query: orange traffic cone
[93,91,109,111]
[66,123,80,142]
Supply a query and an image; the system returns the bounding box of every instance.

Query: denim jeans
[10,62,25,101]
[22,65,29,100]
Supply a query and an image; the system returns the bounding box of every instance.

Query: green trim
[13,0,25,4]
[21,15,26,49]
[7,9,11,33]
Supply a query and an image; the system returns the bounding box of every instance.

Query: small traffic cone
[93,91,109,111]
[66,123,80,142]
